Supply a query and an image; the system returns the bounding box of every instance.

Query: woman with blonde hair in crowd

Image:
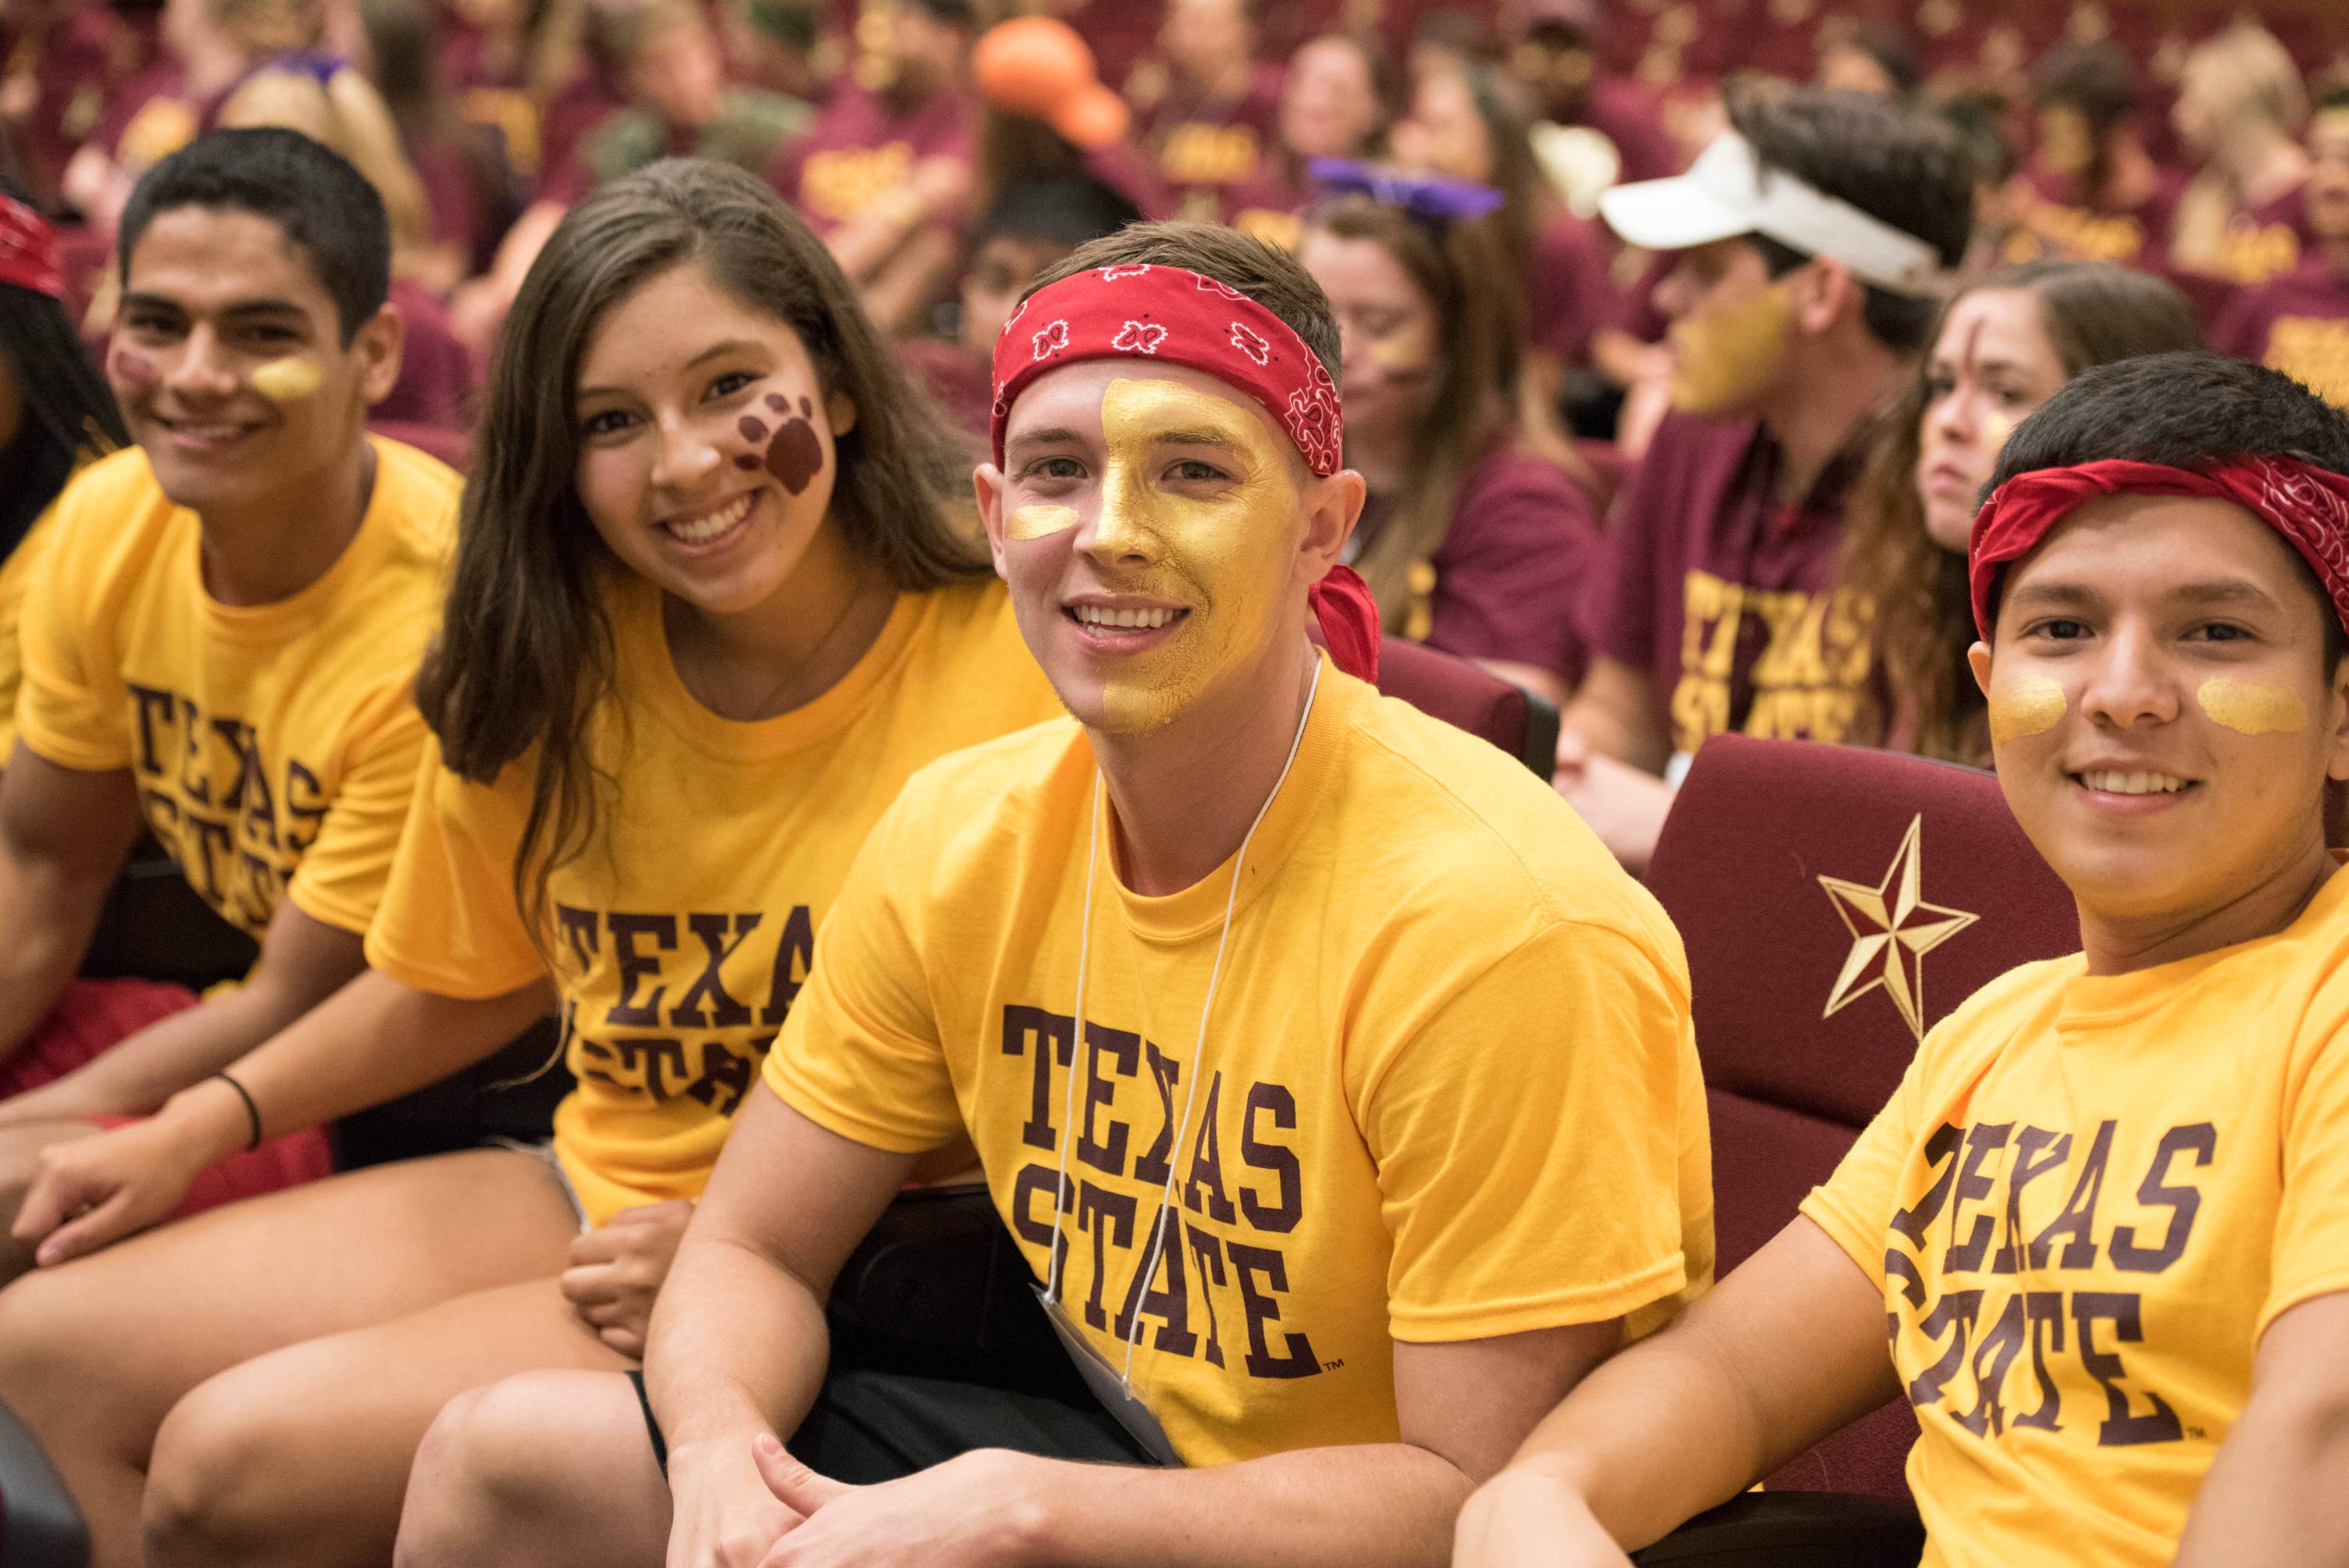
[1301,178,1598,702]
[1839,258,2201,763]
[0,158,1062,1567]
[2170,20,2312,294]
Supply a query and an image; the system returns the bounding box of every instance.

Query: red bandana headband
[989,262,1379,682]
[1969,457,2349,642]
[0,195,65,301]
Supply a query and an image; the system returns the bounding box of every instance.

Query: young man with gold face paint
[1553,84,1973,871]
[1459,352,2349,1568]
[0,129,447,1267]
[412,222,1713,1568]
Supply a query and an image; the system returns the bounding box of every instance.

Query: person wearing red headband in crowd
[1461,351,2349,1568]
[394,222,1712,1568]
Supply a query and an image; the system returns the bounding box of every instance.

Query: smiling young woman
[0,159,1062,1568]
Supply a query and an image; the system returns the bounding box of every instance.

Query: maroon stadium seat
[1645,735,2078,1502]
[1373,635,1559,778]
[369,418,472,472]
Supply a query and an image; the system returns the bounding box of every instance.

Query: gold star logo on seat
[1817,814,1979,1042]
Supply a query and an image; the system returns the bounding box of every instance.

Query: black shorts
[626,1367,1150,1483]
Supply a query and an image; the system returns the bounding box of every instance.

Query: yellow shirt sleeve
[0,505,62,760]
[1360,919,1697,1341]
[281,677,433,935]
[2260,1002,2349,1338]
[14,485,129,773]
[364,740,548,1000]
[761,802,963,1154]
[1799,1051,1927,1292]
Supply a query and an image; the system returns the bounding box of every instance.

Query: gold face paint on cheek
[2197,677,2309,735]
[1668,281,1795,415]
[1006,504,1079,540]
[1988,672,2067,745]
[1087,377,1292,732]
[248,356,321,402]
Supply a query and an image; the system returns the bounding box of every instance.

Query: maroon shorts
[3,978,335,1219]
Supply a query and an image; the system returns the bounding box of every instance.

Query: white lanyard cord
[1040,657,1325,1391]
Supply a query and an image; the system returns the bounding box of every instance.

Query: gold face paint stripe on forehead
[248,356,321,402]
[1988,672,2066,744]
[1007,504,1080,540]
[2198,677,2309,736]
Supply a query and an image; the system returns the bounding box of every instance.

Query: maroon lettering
[1133,1042,1181,1185]
[1076,1180,1137,1331]
[1182,1073,1236,1223]
[1890,1122,1964,1246]
[1905,1288,1983,1410]
[2108,1124,2215,1274]
[1184,1221,1228,1369]
[556,903,601,971]
[1239,1082,1303,1234]
[605,912,677,1026]
[283,759,327,854]
[757,904,814,1025]
[1010,1160,1073,1281]
[682,1042,754,1116]
[2072,1292,2182,1446]
[1003,1005,1076,1151]
[2028,1121,2116,1270]
[2015,1291,2066,1431]
[604,1035,691,1099]
[1228,1241,1320,1378]
[1992,1128,2071,1274]
[1077,1023,1139,1178]
[1113,1203,1199,1355]
[1952,1293,2026,1437]
[127,682,176,775]
[670,912,761,1029]
[1943,1122,2012,1273]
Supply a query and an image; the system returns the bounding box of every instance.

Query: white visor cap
[1597,128,1948,297]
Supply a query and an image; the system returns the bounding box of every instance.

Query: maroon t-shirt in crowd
[894,335,990,451]
[2004,160,2183,275]
[2,6,127,208]
[1356,442,1600,686]
[2215,256,2349,408]
[1527,212,1612,365]
[374,277,477,430]
[1142,65,1283,223]
[1578,411,1876,754]
[765,80,975,238]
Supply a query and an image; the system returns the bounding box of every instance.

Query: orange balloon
[1050,81,1130,150]
[974,17,1096,117]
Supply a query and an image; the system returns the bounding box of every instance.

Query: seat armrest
[0,1395,87,1568]
[1631,1491,1923,1566]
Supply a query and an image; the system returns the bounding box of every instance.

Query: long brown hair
[415,158,987,925]
[1308,194,1519,627]
[1841,259,2202,763]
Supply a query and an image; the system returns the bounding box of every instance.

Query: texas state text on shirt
[365,576,1061,1226]
[16,437,458,939]
[1802,867,2349,1568]
[768,664,1716,1466]
[1581,412,1877,754]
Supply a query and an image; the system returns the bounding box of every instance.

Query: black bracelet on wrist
[212,1071,262,1153]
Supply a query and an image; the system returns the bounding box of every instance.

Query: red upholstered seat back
[1645,736,2080,1497]
[1372,636,1557,776]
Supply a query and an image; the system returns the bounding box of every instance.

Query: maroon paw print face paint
[109,347,158,387]
[761,394,825,494]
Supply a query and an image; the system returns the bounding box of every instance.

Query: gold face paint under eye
[1085,377,1295,732]
[1667,280,1795,415]
[1007,504,1079,540]
[1981,408,2017,451]
[2197,677,2309,736]
[1988,672,2067,745]
[249,356,321,402]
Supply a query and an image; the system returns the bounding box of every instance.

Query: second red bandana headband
[1970,457,2349,641]
[0,195,66,301]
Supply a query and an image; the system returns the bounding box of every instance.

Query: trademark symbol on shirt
[1322,1359,1345,1372]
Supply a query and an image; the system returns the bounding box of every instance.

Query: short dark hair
[2034,43,2138,134]
[974,176,1143,255]
[117,127,390,344]
[1728,83,1971,353]
[1989,352,2349,657]
[2320,84,2349,118]
[1024,219,1342,383]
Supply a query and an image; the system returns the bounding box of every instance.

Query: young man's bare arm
[0,745,147,1060]
[2176,1292,2349,1565]
[1456,1218,1899,1565]
[1558,657,1669,775]
[0,898,365,1122]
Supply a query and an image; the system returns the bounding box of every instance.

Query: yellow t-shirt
[0,501,62,759]
[16,438,458,938]
[1802,864,2349,1568]
[364,574,1064,1226]
[767,659,1715,1466]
